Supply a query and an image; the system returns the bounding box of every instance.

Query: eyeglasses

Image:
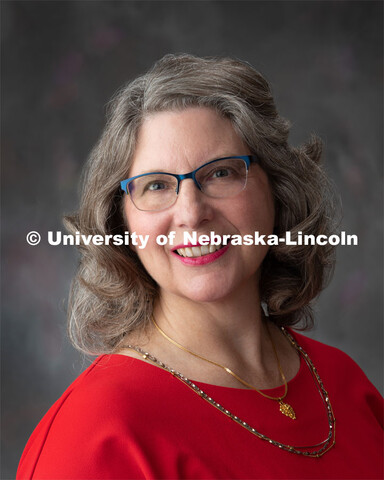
[120,155,259,212]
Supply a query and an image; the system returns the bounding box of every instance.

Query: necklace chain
[125,327,336,457]
[152,316,296,419]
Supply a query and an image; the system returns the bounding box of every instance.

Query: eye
[141,176,175,194]
[208,164,243,180]
[211,168,231,178]
[146,181,167,191]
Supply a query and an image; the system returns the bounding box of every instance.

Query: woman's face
[124,107,275,303]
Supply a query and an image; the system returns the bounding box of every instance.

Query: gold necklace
[152,316,296,420]
[125,327,336,457]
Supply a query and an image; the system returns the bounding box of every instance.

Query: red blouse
[17,331,383,479]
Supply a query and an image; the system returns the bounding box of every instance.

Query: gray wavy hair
[65,53,337,355]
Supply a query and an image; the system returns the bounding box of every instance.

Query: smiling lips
[176,244,222,258]
[172,243,229,266]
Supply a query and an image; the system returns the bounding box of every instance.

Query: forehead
[129,107,247,175]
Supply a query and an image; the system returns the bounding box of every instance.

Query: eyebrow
[132,154,244,176]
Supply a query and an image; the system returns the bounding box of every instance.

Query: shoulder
[17,355,171,479]
[288,328,383,423]
[38,354,171,426]
[288,329,366,373]
[288,329,370,383]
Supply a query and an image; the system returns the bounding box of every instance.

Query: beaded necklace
[126,327,336,457]
[152,316,296,419]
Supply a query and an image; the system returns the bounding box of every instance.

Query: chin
[174,280,237,304]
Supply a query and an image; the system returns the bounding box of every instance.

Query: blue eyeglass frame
[120,155,259,195]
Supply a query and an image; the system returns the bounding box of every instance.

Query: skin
[120,107,300,390]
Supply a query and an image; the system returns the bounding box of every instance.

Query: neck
[154,279,265,361]
[123,277,300,390]
[145,276,288,390]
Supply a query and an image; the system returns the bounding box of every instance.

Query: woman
[17,54,383,479]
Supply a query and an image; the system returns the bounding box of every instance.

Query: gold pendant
[279,400,296,420]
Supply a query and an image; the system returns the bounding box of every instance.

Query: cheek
[246,176,275,233]
[230,190,275,235]
[123,197,169,256]
[123,198,152,236]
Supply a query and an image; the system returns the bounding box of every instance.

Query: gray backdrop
[2,1,383,478]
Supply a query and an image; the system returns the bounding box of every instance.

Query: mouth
[174,244,222,258]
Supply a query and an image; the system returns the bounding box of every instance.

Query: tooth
[191,247,201,257]
[177,244,223,258]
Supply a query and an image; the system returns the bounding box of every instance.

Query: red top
[17,331,383,479]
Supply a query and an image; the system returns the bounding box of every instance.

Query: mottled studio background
[2,1,383,478]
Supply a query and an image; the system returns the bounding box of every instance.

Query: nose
[173,179,214,229]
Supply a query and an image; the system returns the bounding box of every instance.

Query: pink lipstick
[171,244,229,265]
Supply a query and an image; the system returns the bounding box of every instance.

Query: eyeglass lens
[128,157,248,211]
